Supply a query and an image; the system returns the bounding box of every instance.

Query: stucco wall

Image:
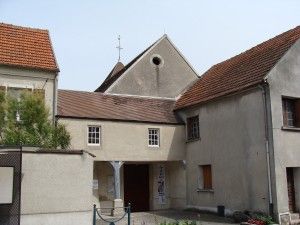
[179,88,269,213]
[59,118,186,162]
[21,151,94,225]
[0,66,57,120]
[106,36,197,98]
[267,39,300,214]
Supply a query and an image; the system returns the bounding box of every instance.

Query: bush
[232,211,250,223]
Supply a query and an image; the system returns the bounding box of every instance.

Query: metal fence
[93,204,131,225]
[0,146,22,225]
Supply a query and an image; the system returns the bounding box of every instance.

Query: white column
[109,161,124,216]
[109,161,123,199]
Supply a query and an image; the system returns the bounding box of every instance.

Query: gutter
[259,82,274,216]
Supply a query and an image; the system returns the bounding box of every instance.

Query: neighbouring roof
[175,26,300,110]
[104,61,124,82]
[94,39,158,92]
[0,23,59,72]
[57,89,181,124]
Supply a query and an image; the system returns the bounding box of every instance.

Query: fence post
[127,203,131,225]
[93,204,96,225]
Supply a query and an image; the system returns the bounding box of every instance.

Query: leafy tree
[0,90,70,149]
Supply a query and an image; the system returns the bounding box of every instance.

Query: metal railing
[93,204,131,225]
[0,146,22,225]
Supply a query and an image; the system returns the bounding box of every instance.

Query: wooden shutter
[282,99,288,126]
[203,165,212,189]
[33,89,45,100]
[295,100,300,128]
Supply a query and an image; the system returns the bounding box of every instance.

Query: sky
[0,0,300,91]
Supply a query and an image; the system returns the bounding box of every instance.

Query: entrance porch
[93,161,186,213]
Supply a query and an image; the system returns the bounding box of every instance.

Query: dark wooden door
[124,164,149,212]
[286,168,296,212]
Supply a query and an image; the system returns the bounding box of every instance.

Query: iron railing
[93,204,131,225]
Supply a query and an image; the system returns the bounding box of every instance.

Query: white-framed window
[148,128,160,147]
[87,126,100,145]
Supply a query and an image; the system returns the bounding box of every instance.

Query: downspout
[259,83,274,216]
[53,73,58,125]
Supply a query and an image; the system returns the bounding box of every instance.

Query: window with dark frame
[88,126,100,145]
[198,165,213,190]
[148,128,159,147]
[282,98,300,128]
[187,116,199,141]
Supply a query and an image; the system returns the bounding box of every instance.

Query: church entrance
[124,164,149,212]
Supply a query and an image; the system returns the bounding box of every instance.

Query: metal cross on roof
[116,35,123,62]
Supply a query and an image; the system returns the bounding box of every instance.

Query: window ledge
[196,188,214,193]
[148,145,160,148]
[186,138,201,143]
[281,126,300,132]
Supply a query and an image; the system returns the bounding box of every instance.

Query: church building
[1,22,300,225]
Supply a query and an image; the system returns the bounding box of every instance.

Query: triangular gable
[96,35,198,98]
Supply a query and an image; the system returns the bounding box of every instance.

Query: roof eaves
[56,115,184,125]
[175,80,263,111]
[0,63,59,73]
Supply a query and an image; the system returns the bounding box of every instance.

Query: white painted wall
[59,118,186,162]
[21,152,94,225]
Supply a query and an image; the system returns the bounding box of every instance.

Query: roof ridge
[0,22,48,33]
[59,89,175,101]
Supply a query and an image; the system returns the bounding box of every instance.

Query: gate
[93,204,131,225]
[0,146,22,225]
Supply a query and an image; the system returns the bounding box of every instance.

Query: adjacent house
[1,22,300,225]
[175,26,300,217]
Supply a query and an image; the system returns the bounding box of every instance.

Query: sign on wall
[93,179,99,190]
[0,167,14,204]
[157,165,166,204]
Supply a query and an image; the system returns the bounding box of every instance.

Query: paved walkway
[97,210,236,225]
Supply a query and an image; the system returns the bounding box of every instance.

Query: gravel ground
[96,209,237,225]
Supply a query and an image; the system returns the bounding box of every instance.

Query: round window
[152,56,161,66]
[150,54,164,67]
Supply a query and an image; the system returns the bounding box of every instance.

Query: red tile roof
[0,23,59,72]
[57,90,181,124]
[175,26,300,110]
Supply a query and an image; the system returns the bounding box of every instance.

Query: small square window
[148,128,160,147]
[88,126,100,145]
[187,116,200,141]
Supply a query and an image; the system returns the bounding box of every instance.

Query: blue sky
[0,0,300,91]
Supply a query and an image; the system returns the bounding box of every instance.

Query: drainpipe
[259,83,274,216]
[53,73,58,125]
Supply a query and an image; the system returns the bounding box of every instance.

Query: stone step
[291,214,300,220]
[290,219,300,225]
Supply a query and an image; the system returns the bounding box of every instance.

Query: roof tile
[175,26,300,110]
[0,23,58,72]
[57,90,181,124]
